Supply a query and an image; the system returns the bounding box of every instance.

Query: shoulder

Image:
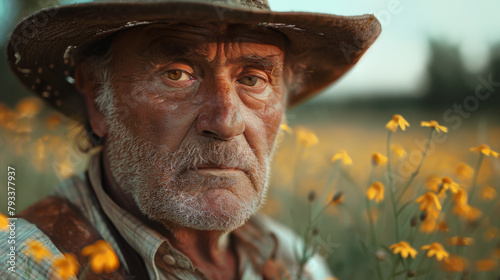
[0,218,74,279]
[51,173,100,223]
[0,174,92,279]
[252,214,333,280]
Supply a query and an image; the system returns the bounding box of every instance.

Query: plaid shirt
[1,153,331,279]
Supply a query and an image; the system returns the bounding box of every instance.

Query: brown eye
[238,76,259,86]
[163,70,192,81]
[166,70,183,80]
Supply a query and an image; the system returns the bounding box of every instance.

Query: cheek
[114,88,199,151]
[246,90,285,156]
[262,94,285,146]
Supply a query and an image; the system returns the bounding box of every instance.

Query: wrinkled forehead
[112,22,288,58]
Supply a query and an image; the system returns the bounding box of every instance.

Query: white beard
[98,84,273,231]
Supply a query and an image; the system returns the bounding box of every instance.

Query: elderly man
[1,0,380,279]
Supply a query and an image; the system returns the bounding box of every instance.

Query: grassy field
[1,98,499,279]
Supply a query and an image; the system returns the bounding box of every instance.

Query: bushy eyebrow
[138,39,284,77]
[230,55,283,76]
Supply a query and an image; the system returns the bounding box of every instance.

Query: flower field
[264,107,500,279]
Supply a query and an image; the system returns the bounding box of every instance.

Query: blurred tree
[423,40,500,109]
[488,43,500,94]
[423,41,471,107]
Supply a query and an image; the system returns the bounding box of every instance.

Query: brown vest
[19,196,148,279]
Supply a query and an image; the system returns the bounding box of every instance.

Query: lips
[196,164,243,171]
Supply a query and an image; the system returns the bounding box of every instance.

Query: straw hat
[7,0,381,123]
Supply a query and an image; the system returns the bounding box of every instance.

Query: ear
[75,62,108,137]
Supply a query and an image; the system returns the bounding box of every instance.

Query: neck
[167,226,233,265]
[100,150,237,279]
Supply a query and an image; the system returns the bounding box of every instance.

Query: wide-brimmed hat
[7,0,381,123]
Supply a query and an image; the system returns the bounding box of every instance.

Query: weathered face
[95,23,287,231]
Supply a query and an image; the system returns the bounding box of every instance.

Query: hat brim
[7,1,381,123]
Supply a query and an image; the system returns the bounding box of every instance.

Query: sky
[270,0,500,100]
[1,0,499,101]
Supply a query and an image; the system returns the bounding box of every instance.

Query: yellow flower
[46,114,63,130]
[371,153,388,166]
[455,162,474,180]
[452,188,468,206]
[81,240,120,274]
[420,120,448,133]
[389,241,417,259]
[427,176,460,195]
[426,206,440,220]
[440,177,460,193]
[331,150,352,165]
[462,205,482,221]
[0,103,17,130]
[53,253,80,279]
[421,242,449,262]
[470,144,499,158]
[391,144,407,158]
[476,259,497,272]
[452,190,481,220]
[0,212,8,231]
[366,182,384,203]
[483,227,500,242]
[294,126,318,148]
[425,175,441,189]
[480,186,497,201]
[441,255,468,272]
[25,239,52,262]
[385,114,410,132]
[453,202,469,216]
[415,192,442,212]
[436,221,449,232]
[16,97,43,118]
[420,217,437,233]
[447,236,474,246]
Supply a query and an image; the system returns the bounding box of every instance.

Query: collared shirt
[0,153,331,279]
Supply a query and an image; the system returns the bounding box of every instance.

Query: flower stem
[366,167,378,247]
[316,164,340,211]
[297,201,315,280]
[414,256,428,279]
[293,146,305,195]
[386,131,401,241]
[397,129,434,203]
[366,197,383,280]
[390,257,401,280]
[292,146,305,232]
[387,131,394,190]
[468,153,484,203]
[340,169,365,196]
[312,203,331,224]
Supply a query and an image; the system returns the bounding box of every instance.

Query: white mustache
[154,138,259,177]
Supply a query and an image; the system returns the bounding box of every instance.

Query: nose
[196,79,245,140]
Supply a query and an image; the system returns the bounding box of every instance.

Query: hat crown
[90,0,270,10]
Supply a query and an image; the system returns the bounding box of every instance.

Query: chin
[134,174,267,232]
